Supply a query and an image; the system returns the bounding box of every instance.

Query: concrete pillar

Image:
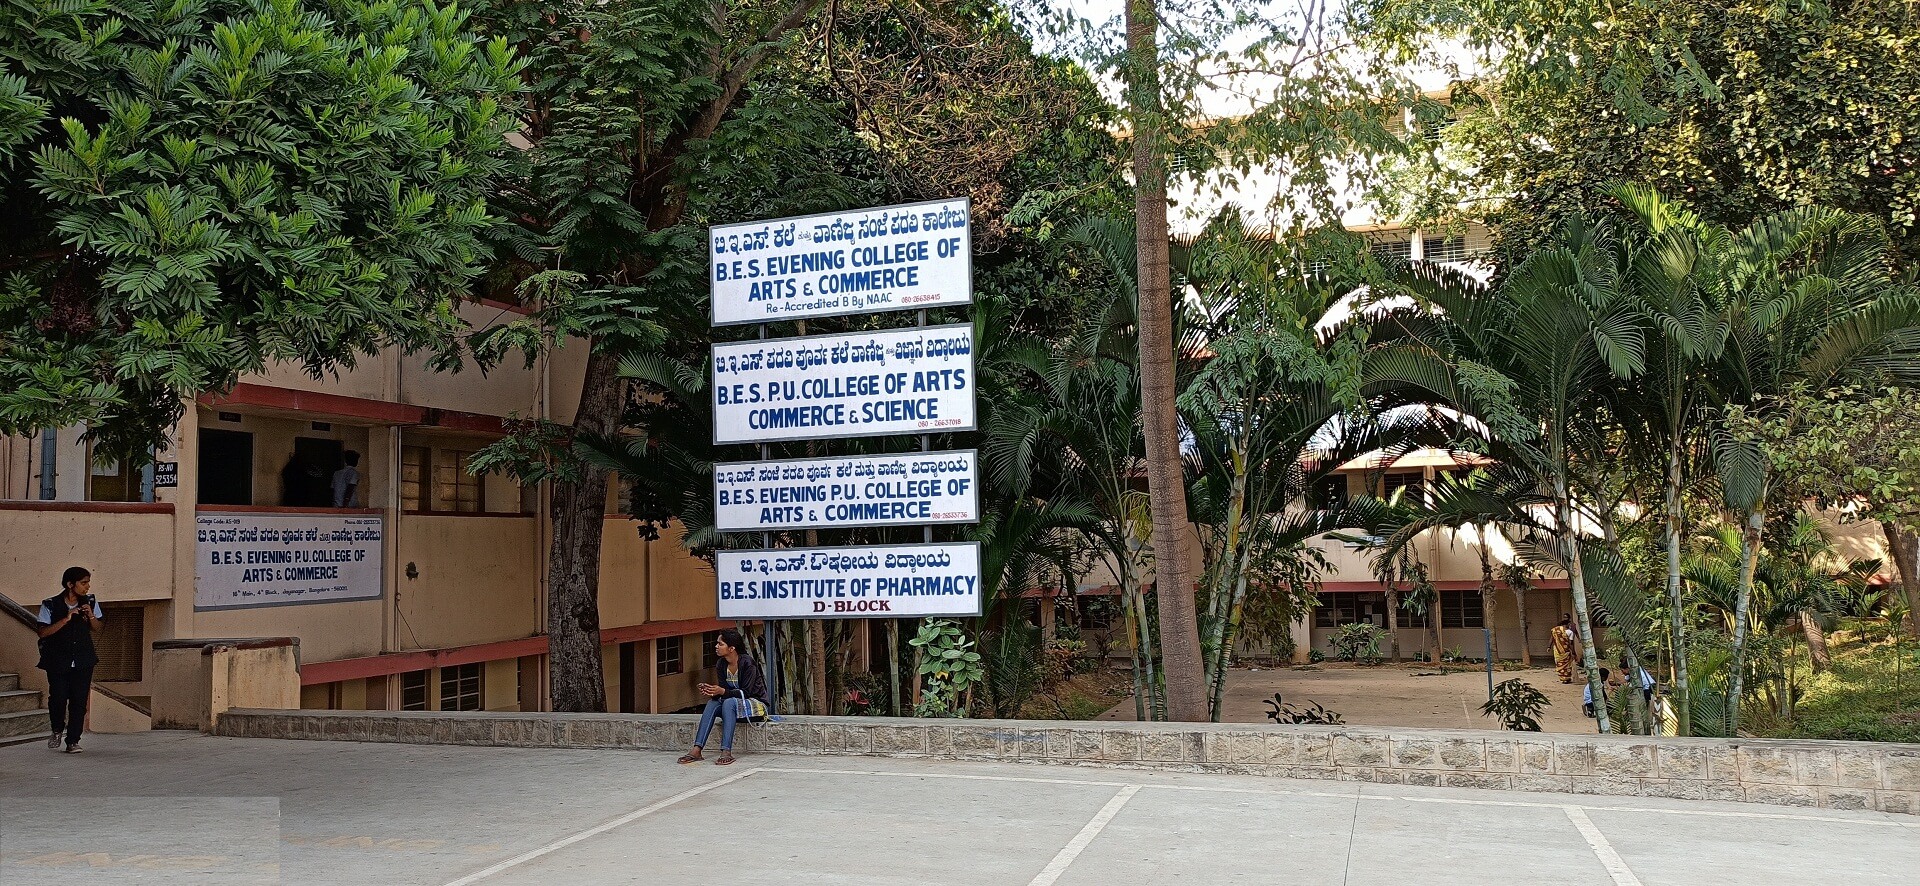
[1039,596,1056,643]
[1290,614,1312,664]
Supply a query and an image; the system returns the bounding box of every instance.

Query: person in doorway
[1551,615,1579,683]
[36,567,102,753]
[331,451,361,508]
[678,629,769,766]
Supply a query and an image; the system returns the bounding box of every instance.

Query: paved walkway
[3,732,1914,885]
[1103,664,1596,732]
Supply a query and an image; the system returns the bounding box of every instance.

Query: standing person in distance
[331,451,361,508]
[678,629,769,766]
[1551,614,1580,684]
[36,566,103,753]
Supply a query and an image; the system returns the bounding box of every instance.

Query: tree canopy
[0,0,518,457]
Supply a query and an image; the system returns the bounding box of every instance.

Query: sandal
[677,751,703,764]
[715,753,735,766]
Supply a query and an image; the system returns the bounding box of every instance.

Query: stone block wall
[213,710,1920,815]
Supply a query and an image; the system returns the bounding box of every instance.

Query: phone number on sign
[917,418,965,429]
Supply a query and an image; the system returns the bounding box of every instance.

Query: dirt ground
[1100,662,1597,733]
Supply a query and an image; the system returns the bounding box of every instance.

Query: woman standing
[678,629,769,766]
[1550,614,1579,684]
[36,567,102,753]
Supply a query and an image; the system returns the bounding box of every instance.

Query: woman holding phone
[678,629,769,766]
[36,566,102,753]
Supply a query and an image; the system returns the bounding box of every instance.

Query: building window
[1383,472,1426,508]
[1369,237,1413,263]
[1422,235,1469,264]
[1316,592,1391,628]
[402,446,428,511]
[94,605,144,682]
[1311,474,1348,511]
[1397,602,1429,629]
[701,631,721,670]
[1441,590,1485,629]
[400,670,430,711]
[439,663,483,712]
[656,636,683,676]
[197,428,254,505]
[406,446,489,513]
[434,449,484,513]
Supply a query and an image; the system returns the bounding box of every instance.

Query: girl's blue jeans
[694,696,752,750]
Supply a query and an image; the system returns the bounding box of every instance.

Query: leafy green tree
[0,0,517,457]
[1392,215,1652,733]
[1388,0,1920,270]
[1724,385,1920,638]
[1062,0,1434,720]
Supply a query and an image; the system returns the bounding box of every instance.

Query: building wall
[0,305,741,716]
[0,505,175,605]
[395,515,540,650]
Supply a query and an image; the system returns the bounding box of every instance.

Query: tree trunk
[545,348,624,712]
[806,619,828,714]
[1385,587,1403,662]
[1880,521,1920,639]
[1478,537,1500,663]
[804,526,829,715]
[1665,439,1692,735]
[1729,505,1763,734]
[1799,612,1831,672]
[887,618,902,716]
[1557,472,1612,734]
[1126,0,1206,723]
[1513,584,1532,666]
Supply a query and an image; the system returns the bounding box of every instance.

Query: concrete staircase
[0,671,50,744]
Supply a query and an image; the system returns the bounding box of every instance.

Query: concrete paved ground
[1103,663,1596,732]
[3,731,1915,885]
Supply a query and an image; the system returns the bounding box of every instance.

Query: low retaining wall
[214,710,1920,815]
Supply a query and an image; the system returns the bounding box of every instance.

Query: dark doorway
[197,428,254,505]
[282,437,343,507]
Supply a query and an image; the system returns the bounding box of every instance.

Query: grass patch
[1017,668,1133,720]
[1750,623,1920,743]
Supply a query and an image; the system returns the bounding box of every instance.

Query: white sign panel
[714,450,979,532]
[717,542,982,619]
[710,198,972,326]
[712,324,975,445]
[195,513,384,610]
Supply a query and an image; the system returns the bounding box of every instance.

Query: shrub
[1481,678,1551,731]
[1329,622,1388,664]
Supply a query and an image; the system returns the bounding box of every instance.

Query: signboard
[712,324,975,445]
[714,450,979,532]
[710,198,972,326]
[717,542,982,620]
[195,512,384,610]
[152,462,178,488]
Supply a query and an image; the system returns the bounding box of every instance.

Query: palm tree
[1387,215,1650,733]
[1124,0,1209,722]
[1608,184,1733,735]
[1696,206,1920,731]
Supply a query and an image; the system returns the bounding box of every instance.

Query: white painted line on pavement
[439,767,762,886]
[1565,806,1645,886]
[1028,785,1140,886]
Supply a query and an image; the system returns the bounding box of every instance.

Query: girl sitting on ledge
[678,629,769,766]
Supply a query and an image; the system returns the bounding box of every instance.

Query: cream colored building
[1,299,737,724]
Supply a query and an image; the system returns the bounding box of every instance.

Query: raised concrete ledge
[214,710,1920,815]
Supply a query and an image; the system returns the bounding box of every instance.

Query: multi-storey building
[1,299,735,727]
